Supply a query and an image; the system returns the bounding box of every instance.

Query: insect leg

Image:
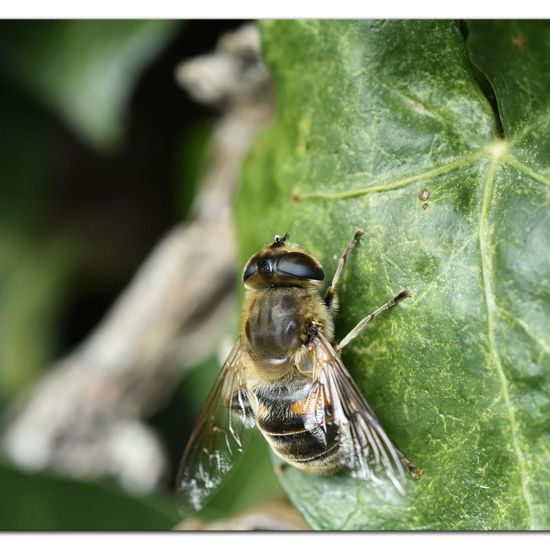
[324,229,365,310]
[396,448,423,479]
[336,290,411,352]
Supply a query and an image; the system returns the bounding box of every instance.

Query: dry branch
[176,500,310,531]
[2,24,274,493]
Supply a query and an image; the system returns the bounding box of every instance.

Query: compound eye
[259,257,275,275]
[243,260,258,282]
[277,252,324,281]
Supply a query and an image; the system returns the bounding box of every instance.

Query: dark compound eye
[276,252,324,281]
[243,260,258,282]
[259,257,275,275]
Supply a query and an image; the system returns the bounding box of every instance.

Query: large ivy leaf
[235,20,550,530]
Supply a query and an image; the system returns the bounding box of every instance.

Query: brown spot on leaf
[512,35,528,51]
[419,189,430,201]
[292,189,302,202]
[422,203,429,210]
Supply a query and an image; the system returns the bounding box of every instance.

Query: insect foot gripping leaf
[236,21,550,530]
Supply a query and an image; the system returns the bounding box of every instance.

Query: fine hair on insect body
[176,229,420,513]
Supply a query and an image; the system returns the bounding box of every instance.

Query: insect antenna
[264,221,276,237]
[284,221,295,241]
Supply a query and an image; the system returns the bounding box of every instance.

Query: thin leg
[396,448,423,479]
[324,229,365,310]
[335,289,411,352]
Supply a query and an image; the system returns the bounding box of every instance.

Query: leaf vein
[372,76,477,146]
[413,236,476,306]
[298,151,485,201]
[505,155,550,188]
[510,110,550,147]
[499,308,550,356]
[478,158,535,527]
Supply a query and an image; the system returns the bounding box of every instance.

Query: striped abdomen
[252,382,342,473]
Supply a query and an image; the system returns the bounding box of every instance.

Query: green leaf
[0,235,72,403]
[467,21,550,167]
[235,20,550,530]
[0,462,178,530]
[0,20,178,151]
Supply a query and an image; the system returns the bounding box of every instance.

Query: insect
[176,229,420,513]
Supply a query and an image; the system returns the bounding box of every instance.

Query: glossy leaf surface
[236,20,550,530]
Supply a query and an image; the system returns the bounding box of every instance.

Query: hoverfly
[176,230,420,513]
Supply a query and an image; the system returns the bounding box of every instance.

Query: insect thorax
[241,285,333,380]
[243,287,304,371]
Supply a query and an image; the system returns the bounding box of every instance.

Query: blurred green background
[0,19,281,530]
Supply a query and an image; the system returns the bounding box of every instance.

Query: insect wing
[307,331,406,493]
[176,339,253,513]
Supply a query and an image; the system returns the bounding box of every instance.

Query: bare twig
[176,500,310,531]
[2,24,274,493]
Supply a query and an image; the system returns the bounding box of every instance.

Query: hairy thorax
[241,286,332,382]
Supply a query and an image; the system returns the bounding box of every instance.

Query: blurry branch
[176,500,310,531]
[175,24,272,108]
[2,24,274,494]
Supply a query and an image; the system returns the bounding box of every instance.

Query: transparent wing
[176,339,254,513]
[306,331,406,494]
